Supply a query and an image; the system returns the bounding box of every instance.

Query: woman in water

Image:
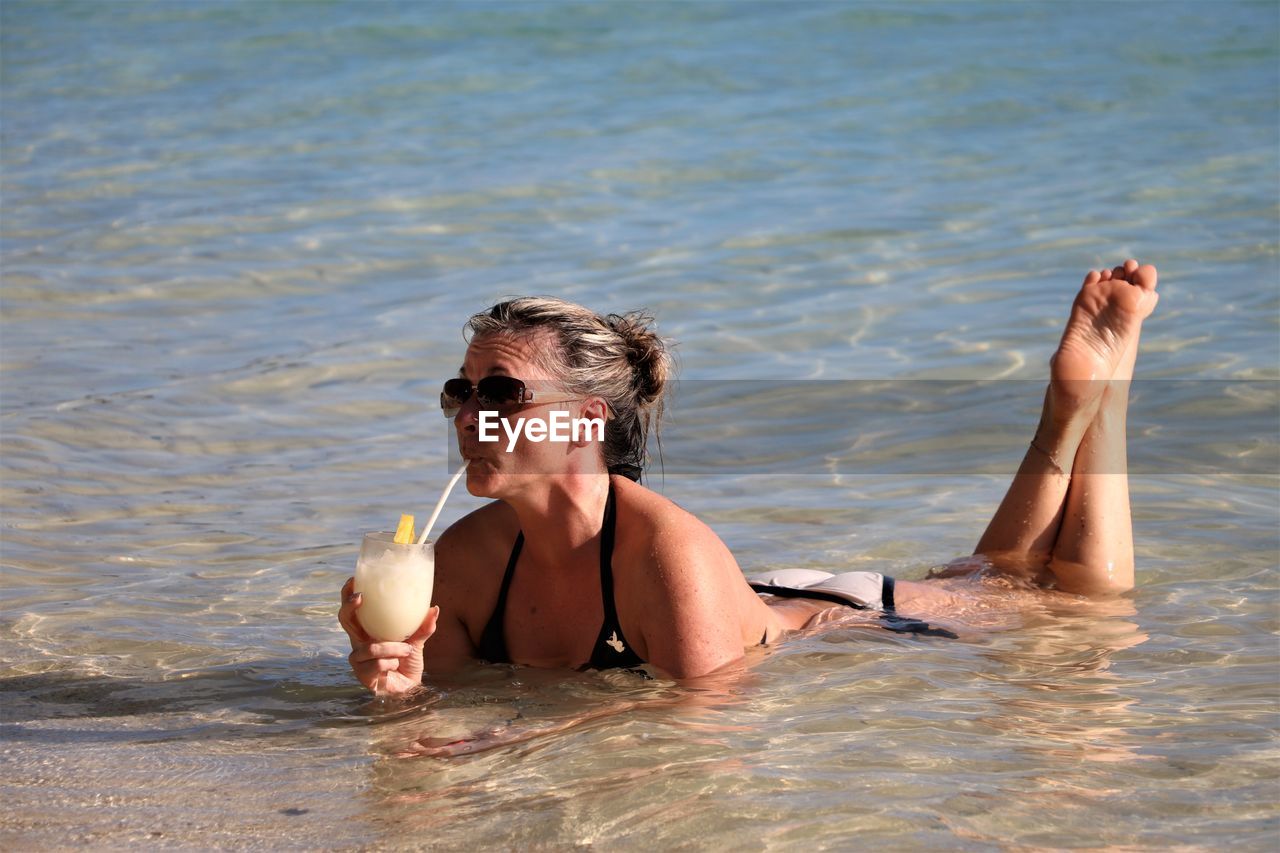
[340,260,1159,691]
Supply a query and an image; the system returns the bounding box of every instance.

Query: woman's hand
[339,577,439,695]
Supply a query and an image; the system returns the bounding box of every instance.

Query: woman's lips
[459,445,490,464]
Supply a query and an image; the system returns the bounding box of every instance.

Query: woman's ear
[569,397,609,449]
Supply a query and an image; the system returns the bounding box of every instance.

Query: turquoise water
[2,1,1277,848]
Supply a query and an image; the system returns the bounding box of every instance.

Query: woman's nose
[454,394,481,431]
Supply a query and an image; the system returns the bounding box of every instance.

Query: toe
[1133,263,1158,291]
[1083,269,1102,286]
[1112,259,1139,281]
[1099,268,1113,281]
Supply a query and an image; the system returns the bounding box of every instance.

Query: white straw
[417,463,468,545]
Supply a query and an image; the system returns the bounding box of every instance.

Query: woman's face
[453,330,599,498]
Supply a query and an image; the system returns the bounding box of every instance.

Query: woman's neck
[505,473,612,569]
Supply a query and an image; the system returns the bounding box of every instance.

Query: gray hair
[465,296,673,480]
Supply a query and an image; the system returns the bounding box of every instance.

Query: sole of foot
[1049,259,1158,416]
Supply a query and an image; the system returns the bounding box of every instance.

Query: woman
[340,260,1159,692]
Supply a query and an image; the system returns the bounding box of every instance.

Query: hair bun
[606,311,670,405]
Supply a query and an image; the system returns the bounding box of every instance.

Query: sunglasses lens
[477,376,526,407]
[440,376,529,417]
[441,378,471,416]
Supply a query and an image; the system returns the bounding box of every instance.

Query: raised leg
[1046,261,1156,594]
[974,260,1159,594]
[970,388,1083,579]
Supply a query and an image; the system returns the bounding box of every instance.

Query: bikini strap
[598,485,620,626]
[497,531,523,613]
[477,531,523,663]
[584,483,645,670]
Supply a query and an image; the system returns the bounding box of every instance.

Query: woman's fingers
[348,654,395,691]
[350,640,415,663]
[337,577,370,643]
[406,606,440,645]
[348,642,414,690]
[340,580,435,693]
[348,652,402,674]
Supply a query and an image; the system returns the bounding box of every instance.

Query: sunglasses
[440,376,579,418]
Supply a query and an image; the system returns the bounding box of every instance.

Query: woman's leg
[974,261,1159,594]
[970,387,1087,576]
[1045,261,1156,594]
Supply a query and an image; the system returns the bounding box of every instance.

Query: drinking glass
[352,532,435,642]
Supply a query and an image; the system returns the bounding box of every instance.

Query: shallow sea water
[2,2,1278,849]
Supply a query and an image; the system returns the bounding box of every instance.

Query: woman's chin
[463,459,501,497]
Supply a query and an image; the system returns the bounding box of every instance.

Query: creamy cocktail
[351,466,465,648]
[353,532,434,641]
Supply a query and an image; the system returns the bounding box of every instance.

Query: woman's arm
[629,509,764,679]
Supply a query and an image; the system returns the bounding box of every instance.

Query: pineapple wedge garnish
[393,513,416,545]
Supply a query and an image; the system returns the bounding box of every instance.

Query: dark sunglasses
[440,376,578,418]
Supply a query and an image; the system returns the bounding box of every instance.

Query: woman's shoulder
[436,499,519,558]
[434,500,520,596]
[610,476,759,676]
[438,498,518,536]
[431,500,520,634]
[611,475,733,559]
[613,474,695,524]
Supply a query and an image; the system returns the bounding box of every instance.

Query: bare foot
[1048,260,1159,418]
[1103,259,1158,385]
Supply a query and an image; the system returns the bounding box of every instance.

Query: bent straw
[417,463,467,545]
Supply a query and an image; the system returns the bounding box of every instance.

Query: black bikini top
[476,484,645,671]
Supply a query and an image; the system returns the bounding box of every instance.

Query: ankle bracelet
[1030,437,1068,477]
